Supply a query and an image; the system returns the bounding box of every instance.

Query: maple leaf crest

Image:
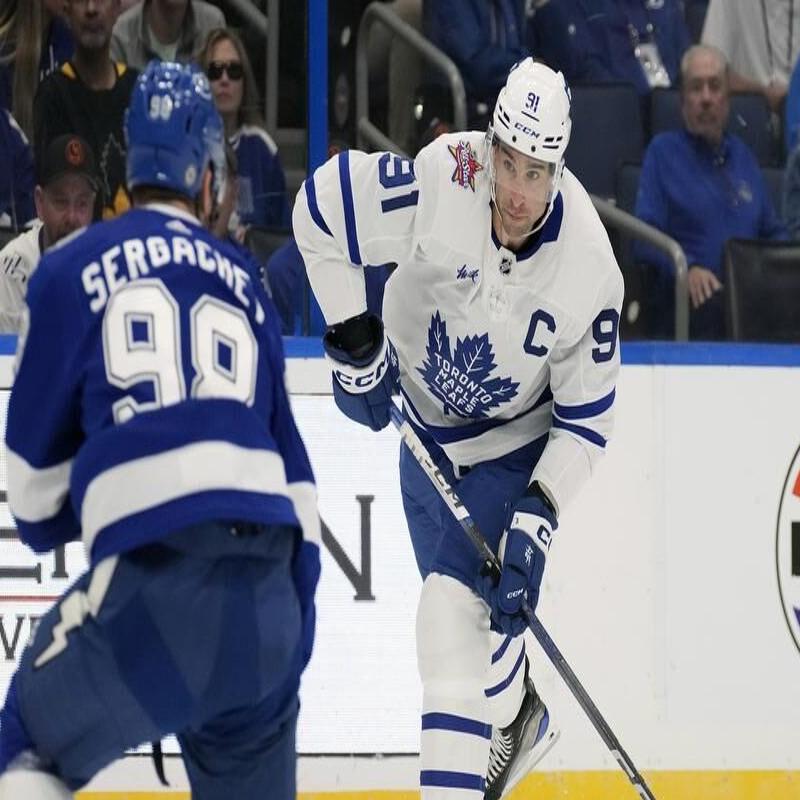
[417,312,519,418]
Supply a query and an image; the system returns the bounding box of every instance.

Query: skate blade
[501,721,560,798]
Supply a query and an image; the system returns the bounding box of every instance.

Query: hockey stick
[388,404,656,800]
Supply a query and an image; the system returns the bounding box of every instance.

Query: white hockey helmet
[488,58,572,208]
[492,58,572,165]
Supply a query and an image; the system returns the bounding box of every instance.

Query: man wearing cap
[33,0,136,221]
[0,134,98,333]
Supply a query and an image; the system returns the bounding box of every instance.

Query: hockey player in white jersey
[294,58,622,798]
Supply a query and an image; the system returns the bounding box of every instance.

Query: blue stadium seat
[649,88,779,165]
[760,166,785,216]
[684,0,708,44]
[724,239,800,341]
[0,226,16,250]
[615,161,641,214]
[566,84,644,199]
[612,161,649,339]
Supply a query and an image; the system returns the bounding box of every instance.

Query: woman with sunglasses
[201,28,290,240]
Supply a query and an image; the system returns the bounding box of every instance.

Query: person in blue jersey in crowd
[423,0,529,129]
[294,58,622,800]
[261,136,393,335]
[0,61,320,800]
[201,27,290,239]
[529,0,689,95]
[266,237,394,335]
[785,53,800,159]
[0,108,35,229]
[634,44,787,339]
[784,144,800,239]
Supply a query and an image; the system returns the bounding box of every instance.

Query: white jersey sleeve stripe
[337,152,363,265]
[81,440,289,553]
[7,449,72,522]
[304,177,332,236]
[287,480,321,545]
[553,388,615,420]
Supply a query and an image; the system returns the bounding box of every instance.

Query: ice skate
[484,666,559,799]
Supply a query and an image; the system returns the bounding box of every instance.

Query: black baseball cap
[38,134,100,191]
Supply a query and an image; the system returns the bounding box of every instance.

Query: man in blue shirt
[424,0,529,128]
[784,146,800,239]
[529,0,689,95]
[634,44,787,339]
[0,109,35,229]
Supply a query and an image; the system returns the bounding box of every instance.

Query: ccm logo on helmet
[513,121,540,138]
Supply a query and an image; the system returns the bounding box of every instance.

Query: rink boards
[1,339,800,798]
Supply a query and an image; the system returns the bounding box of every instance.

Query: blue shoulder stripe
[554,388,615,420]
[338,151,362,265]
[304,175,331,236]
[552,417,607,448]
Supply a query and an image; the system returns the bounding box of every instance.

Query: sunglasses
[207,61,244,81]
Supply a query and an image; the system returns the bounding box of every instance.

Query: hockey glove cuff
[324,313,400,431]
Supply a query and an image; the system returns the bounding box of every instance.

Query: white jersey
[0,221,43,334]
[293,132,623,513]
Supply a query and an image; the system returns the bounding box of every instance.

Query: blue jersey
[6,203,319,566]
[232,125,291,229]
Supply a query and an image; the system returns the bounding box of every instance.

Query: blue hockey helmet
[125,60,226,202]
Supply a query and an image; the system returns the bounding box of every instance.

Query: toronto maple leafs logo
[448,140,483,191]
[417,312,519,418]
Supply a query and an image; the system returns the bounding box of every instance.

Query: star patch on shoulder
[448,140,483,191]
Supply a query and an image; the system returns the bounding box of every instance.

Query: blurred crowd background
[1,0,799,343]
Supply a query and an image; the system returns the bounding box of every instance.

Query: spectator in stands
[0,134,98,333]
[784,145,800,238]
[200,28,290,234]
[34,0,136,220]
[255,136,389,336]
[635,44,787,340]
[210,142,240,242]
[529,0,689,95]
[0,0,74,141]
[111,0,224,70]
[702,0,800,112]
[423,0,529,129]
[0,109,35,230]
[265,239,392,336]
[784,57,800,158]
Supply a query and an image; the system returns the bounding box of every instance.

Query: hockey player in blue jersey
[0,61,320,800]
[293,59,622,799]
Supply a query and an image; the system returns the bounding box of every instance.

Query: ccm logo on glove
[332,344,397,393]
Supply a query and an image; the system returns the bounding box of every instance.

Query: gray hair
[680,44,729,86]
